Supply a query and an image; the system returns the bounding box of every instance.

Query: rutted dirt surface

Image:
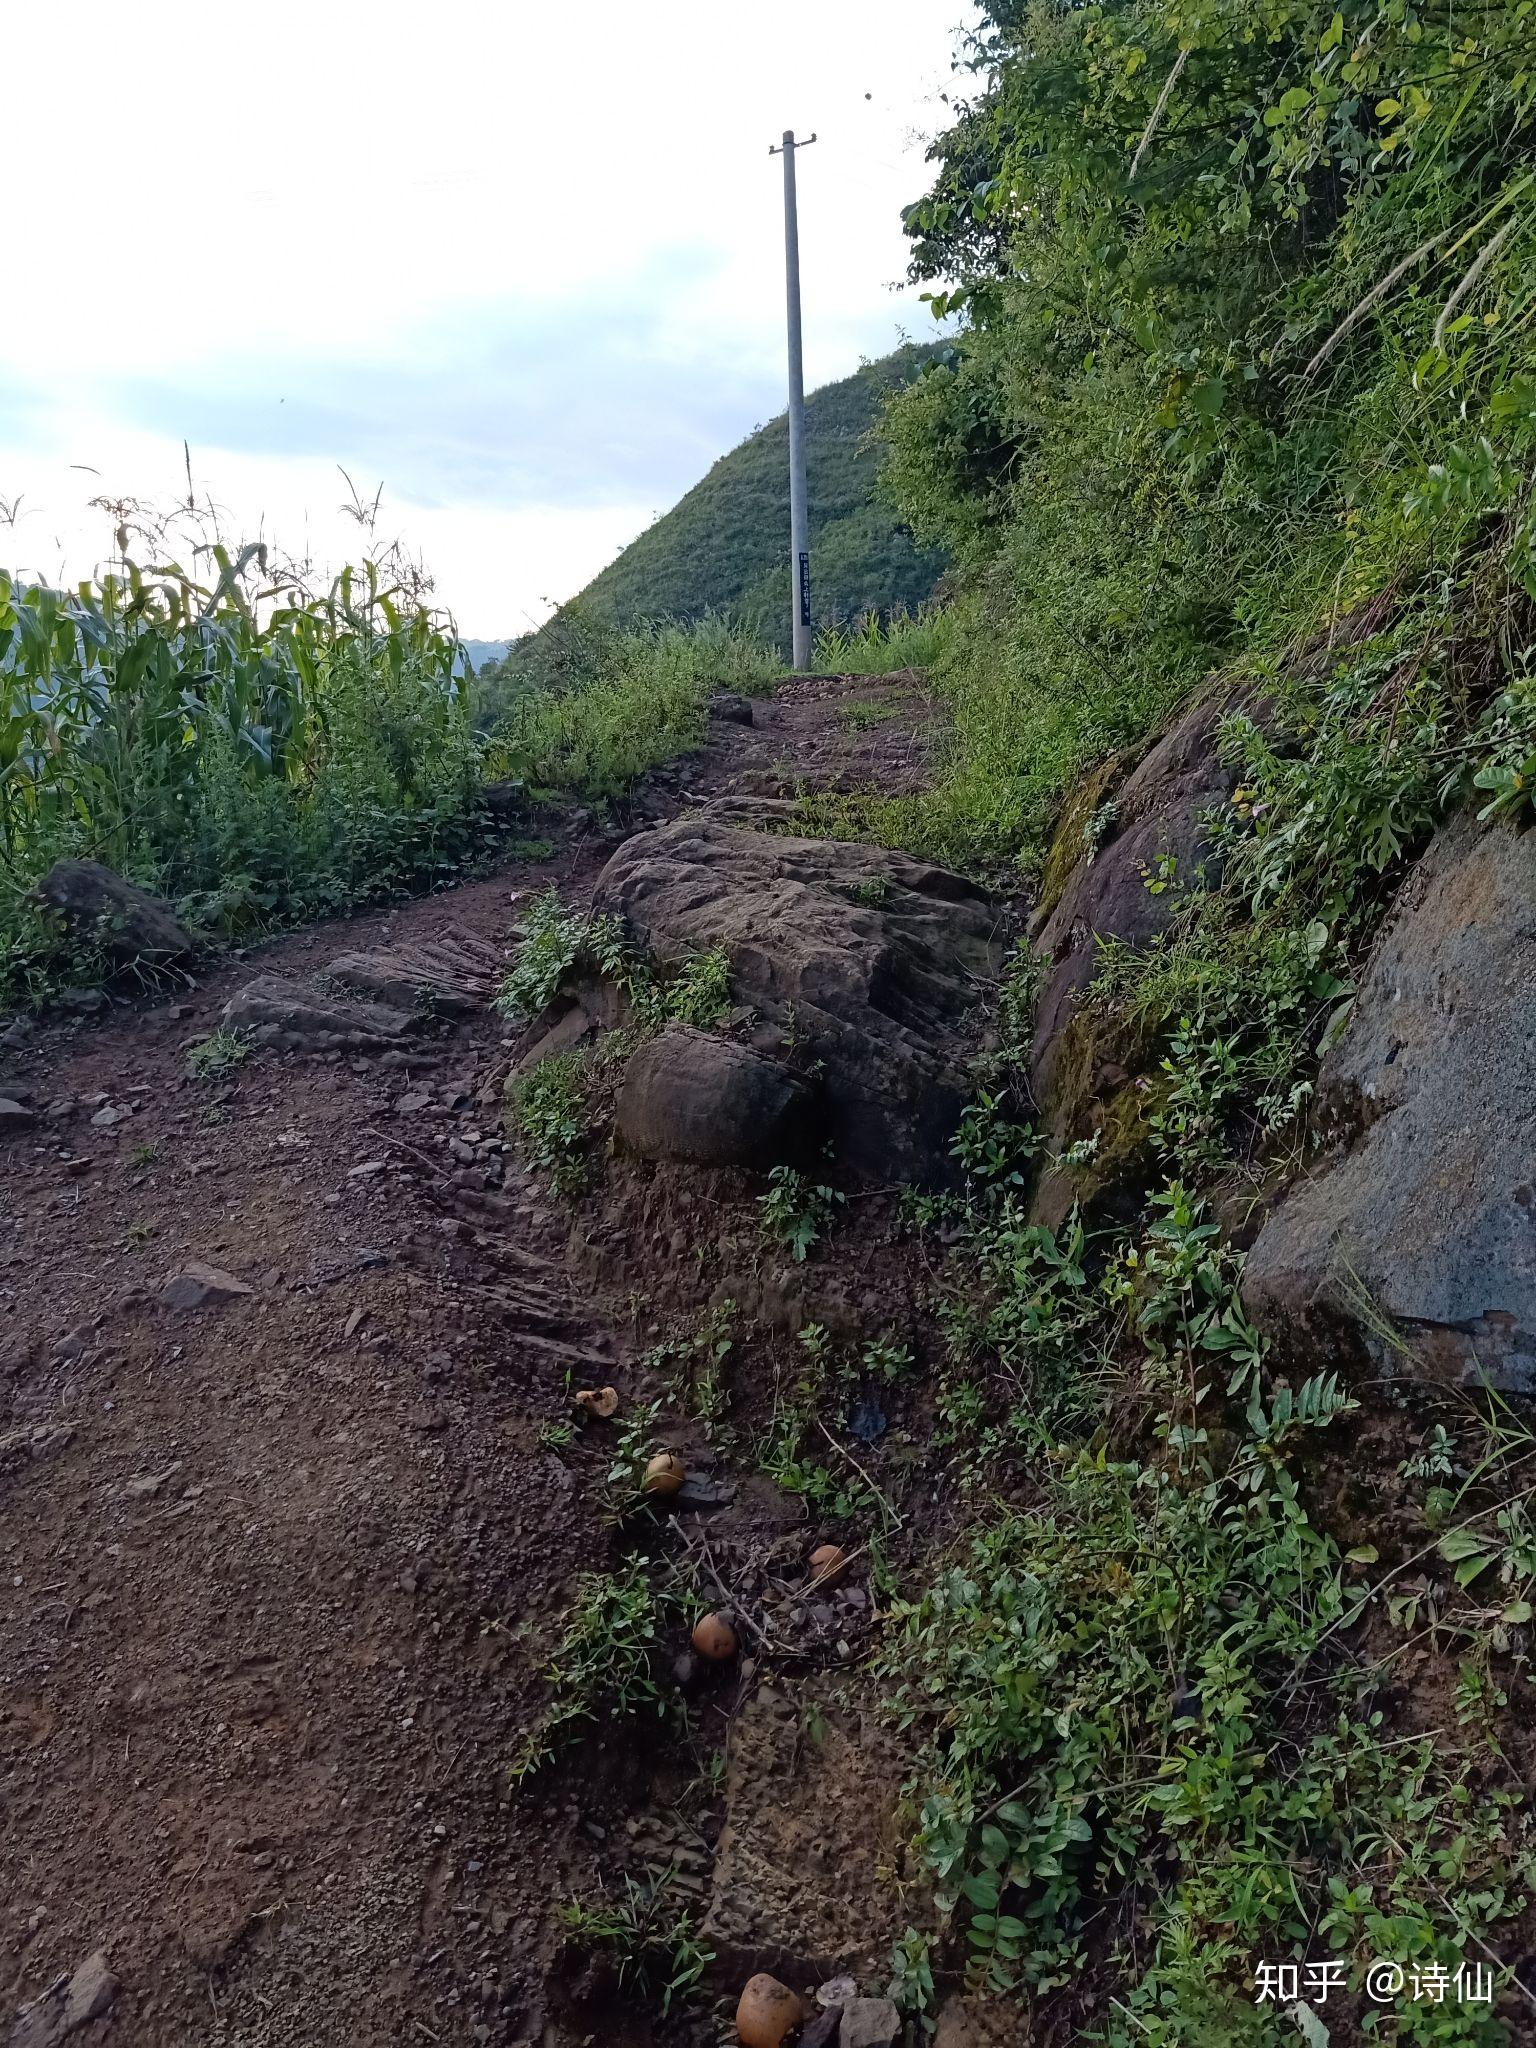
[0,676,940,2048]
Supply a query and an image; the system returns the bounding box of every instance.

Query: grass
[483,612,779,798]
[561,1870,713,2014]
[511,1557,677,1780]
[841,697,902,730]
[814,603,955,677]
[186,1028,252,1080]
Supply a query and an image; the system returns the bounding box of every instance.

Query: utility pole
[770,129,816,670]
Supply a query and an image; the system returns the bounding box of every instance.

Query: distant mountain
[455,638,513,675]
[568,344,948,650]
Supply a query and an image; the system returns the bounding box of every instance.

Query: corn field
[0,535,480,1002]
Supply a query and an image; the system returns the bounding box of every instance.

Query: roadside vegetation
[874,0,1536,882]
[482,608,778,792]
[0,507,782,1010]
[812,604,954,677]
[844,1,1536,2038]
[0,496,481,1008]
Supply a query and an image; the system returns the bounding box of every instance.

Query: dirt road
[1,675,935,2048]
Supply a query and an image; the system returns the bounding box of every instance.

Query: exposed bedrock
[593,807,1006,1181]
[1243,814,1536,1391]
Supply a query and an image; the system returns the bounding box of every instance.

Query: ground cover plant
[877,923,1536,2042]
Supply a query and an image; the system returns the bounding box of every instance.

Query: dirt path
[1,675,936,2048]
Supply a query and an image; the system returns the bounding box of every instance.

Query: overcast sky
[2,2,974,636]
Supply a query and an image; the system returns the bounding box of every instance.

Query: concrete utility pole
[770,129,816,670]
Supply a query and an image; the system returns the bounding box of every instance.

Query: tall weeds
[484,609,779,797]
[812,603,954,676]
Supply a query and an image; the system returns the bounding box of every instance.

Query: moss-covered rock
[1025,687,1244,1222]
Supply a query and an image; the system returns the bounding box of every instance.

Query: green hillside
[573,344,948,646]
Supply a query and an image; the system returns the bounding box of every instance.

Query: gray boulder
[615,1024,814,1169]
[594,809,1005,1180]
[220,975,413,1051]
[708,691,755,726]
[35,858,193,965]
[1243,815,1536,1390]
[158,1262,254,1310]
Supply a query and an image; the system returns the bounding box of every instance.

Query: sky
[2,2,976,637]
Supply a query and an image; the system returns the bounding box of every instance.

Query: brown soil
[0,675,943,2048]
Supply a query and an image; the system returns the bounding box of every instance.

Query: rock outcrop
[593,808,1004,1180]
[324,930,504,1014]
[34,859,194,966]
[615,1023,815,1169]
[1243,815,1536,1391]
[220,975,414,1051]
[1026,689,1247,1222]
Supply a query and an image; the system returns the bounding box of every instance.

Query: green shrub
[495,889,633,1020]
[759,1166,844,1262]
[872,0,1536,876]
[508,1049,594,1194]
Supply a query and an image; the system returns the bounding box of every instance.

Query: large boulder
[614,1024,814,1169]
[34,859,193,965]
[1027,689,1247,1221]
[593,808,1004,1180]
[1243,815,1536,1391]
[708,691,755,726]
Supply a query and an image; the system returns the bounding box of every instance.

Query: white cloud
[3,0,974,631]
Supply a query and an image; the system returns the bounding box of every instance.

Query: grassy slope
[573,345,948,647]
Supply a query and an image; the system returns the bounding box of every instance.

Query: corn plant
[1,516,479,1002]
